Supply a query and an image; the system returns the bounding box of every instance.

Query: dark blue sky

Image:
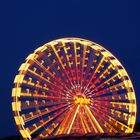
[0,0,140,138]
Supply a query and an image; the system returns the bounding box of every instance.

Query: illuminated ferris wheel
[12,38,136,139]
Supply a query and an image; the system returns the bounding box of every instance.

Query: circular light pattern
[12,38,137,139]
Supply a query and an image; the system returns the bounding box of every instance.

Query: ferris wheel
[12,38,137,139]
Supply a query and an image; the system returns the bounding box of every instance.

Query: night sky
[0,0,140,138]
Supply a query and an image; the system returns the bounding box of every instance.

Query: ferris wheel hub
[74,96,90,104]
